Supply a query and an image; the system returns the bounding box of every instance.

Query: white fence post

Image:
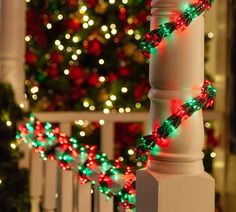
[94,121,114,212]
[137,0,215,211]
[60,122,73,212]
[30,151,44,212]
[43,160,57,212]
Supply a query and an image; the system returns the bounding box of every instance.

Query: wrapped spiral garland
[17,80,216,210]
[140,0,215,58]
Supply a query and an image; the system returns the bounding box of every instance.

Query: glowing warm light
[125,107,131,113]
[72,36,79,43]
[101,25,108,32]
[110,24,116,29]
[80,131,86,137]
[65,34,71,39]
[135,34,141,40]
[46,23,52,29]
[210,152,216,158]
[109,0,115,4]
[83,23,89,29]
[25,36,31,42]
[55,40,61,46]
[119,108,125,113]
[135,103,141,108]
[31,86,39,94]
[208,32,214,39]
[110,95,117,101]
[106,100,113,107]
[58,45,64,50]
[99,59,105,65]
[83,101,90,107]
[127,29,134,35]
[111,29,117,35]
[19,103,25,108]
[72,54,78,60]
[88,20,94,26]
[57,14,63,20]
[122,0,128,4]
[64,69,69,75]
[89,105,95,111]
[105,33,111,39]
[75,120,84,126]
[103,108,110,114]
[121,87,128,93]
[32,94,38,100]
[6,121,12,127]
[99,76,106,82]
[79,5,87,14]
[10,143,17,149]
[128,149,134,155]
[83,15,89,22]
[99,120,105,125]
[76,49,82,55]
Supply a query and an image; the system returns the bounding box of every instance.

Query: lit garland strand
[16,116,136,209]
[135,80,217,161]
[140,0,215,58]
[16,80,216,210]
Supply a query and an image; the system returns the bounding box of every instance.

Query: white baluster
[137,0,215,211]
[94,121,114,212]
[19,142,30,169]
[59,122,73,212]
[30,152,44,212]
[42,160,57,212]
[77,182,92,212]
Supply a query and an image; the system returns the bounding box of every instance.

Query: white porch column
[0,0,26,105]
[137,0,215,211]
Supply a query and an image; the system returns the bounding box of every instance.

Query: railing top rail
[34,111,224,123]
[34,111,149,122]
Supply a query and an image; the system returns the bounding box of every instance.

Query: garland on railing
[17,115,136,209]
[16,80,216,210]
[140,0,214,58]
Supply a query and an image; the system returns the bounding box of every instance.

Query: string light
[110,95,117,101]
[121,87,128,93]
[46,23,52,29]
[140,0,214,58]
[10,143,17,149]
[6,121,12,127]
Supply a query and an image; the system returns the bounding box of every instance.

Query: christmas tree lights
[25,0,150,111]
[140,0,215,58]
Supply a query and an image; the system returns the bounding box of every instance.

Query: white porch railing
[20,111,223,212]
[23,111,149,212]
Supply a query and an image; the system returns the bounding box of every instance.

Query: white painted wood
[0,0,26,105]
[101,122,114,159]
[30,151,44,212]
[43,160,57,212]
[59,122,73,212]
[94,184,113,212]
[61,171,73,212]
[96,122,114,212]
[19,142,30,169]
[137,0,215,211]
[77,182,92,212]
[35,111,223,123]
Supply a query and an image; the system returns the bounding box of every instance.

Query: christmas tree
[0,83,30,211]
[25,0,150,112]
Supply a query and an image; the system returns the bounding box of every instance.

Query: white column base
[137,169,215,212]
